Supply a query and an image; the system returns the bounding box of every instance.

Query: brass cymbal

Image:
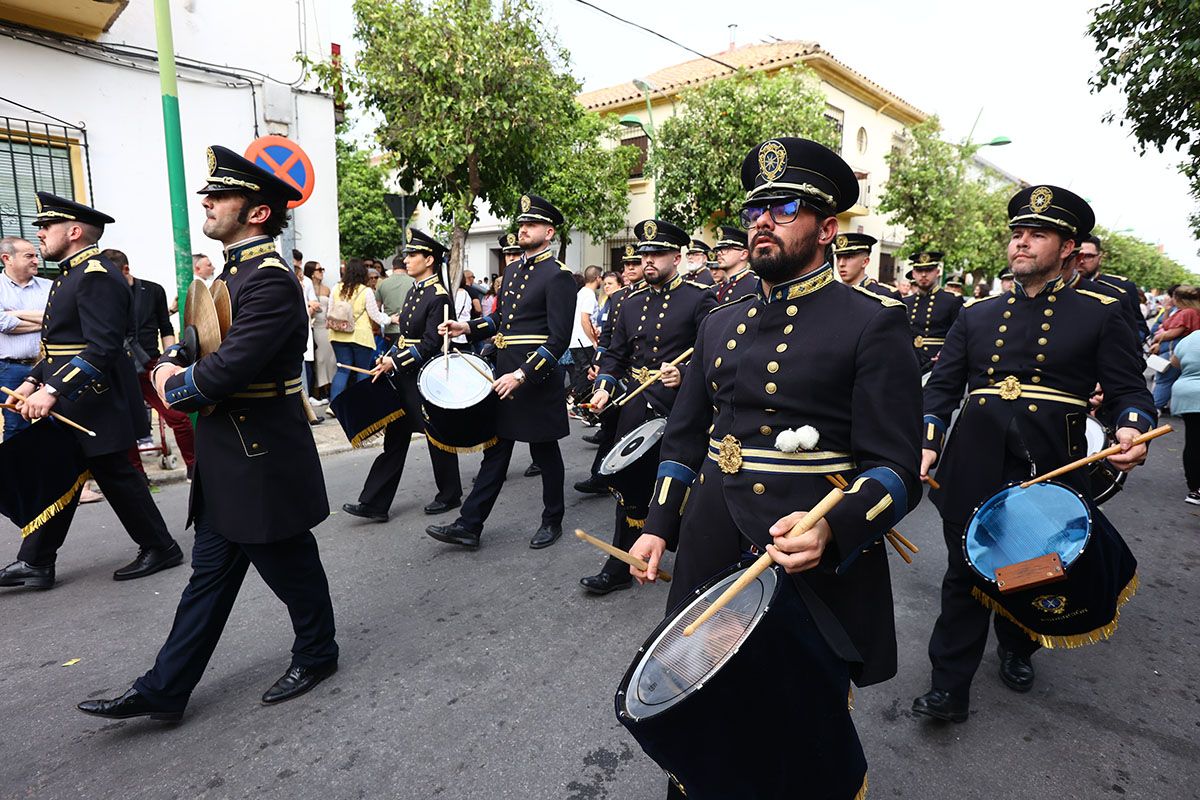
[183,279,222,358]
[210,279,232,340]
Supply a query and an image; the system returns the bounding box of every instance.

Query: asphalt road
[1,418,1197,800]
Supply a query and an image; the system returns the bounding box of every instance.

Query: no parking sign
[243,135,315,209]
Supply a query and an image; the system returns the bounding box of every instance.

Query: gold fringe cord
[425,433,499,455]
[847,686,855,711]
[969,573,1139,649]
[349,409,406,448]
[625,516,646,529]
[854,773,868,800]
[22,470,91,538]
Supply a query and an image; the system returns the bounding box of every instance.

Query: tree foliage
[1089,1,1200,247]
[309,0,634,278]
[878,117,1013,281]
[335,137,405,260]
[1094,226,1198,289]
[649,67,837,233]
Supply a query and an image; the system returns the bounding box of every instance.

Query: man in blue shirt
[0,236,52,440]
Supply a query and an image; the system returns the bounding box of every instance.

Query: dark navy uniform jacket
[713,268,758,304]
[595,273,716,435]
[382,274,452,434]
[922,278,1156,525]
[160,237,327,544]
[903,286,962,363]
[593,280,645,367]
[690,266,716,286]
[857,276,901,301]
[1090,272,1149,342]
[30,244,141,458]
[645,264,923,686]
[466,247,575,442]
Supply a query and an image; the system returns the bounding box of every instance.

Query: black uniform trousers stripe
[457,438,564,533]
[133,509,338,710]
[18,450,174,566]
[927,521,1040,698]
[357,422,461,512]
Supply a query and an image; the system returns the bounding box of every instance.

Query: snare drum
[963,481,1138,648]
[616,562,867,800]
[598,418,666,502]
[417,353,498,451]
[1084,416,1127,505]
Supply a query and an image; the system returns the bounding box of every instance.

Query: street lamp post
[619,78,658,215]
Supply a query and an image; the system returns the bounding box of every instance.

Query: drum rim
[417,353,494,409]
[599,417,668,477]
[619,564,778,721]
[1083,416,1109,456]
[962,480,1094,585]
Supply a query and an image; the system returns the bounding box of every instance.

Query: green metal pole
[642,92,656,216]
[153,0,192,329]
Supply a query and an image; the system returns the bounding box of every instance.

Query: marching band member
[834,232,901,300]
[712,225,757,303]
[685,238,716,286]
[903,251,962,365]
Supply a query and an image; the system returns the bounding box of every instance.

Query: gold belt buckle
[913,335,925,348]
[997,375,1022,400]
[493,332,507,349]
[717,434,742,474]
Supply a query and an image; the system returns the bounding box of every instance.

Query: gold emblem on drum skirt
[758,140,787,181]
[717,434,742,474]
[997,375,1022,400]
[520,194,531,212]
[1032,594,1067,615]
[1029,186,1054,214]
[492,332,507,349]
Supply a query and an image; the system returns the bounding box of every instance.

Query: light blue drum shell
[963,481,1092,582]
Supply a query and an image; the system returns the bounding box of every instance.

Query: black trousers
[357,421,461,512]
[18,450,174,567]
[133,510,337,710]
[457,438,564,534]
[1183,413,1199,492]
[600,483,651,578]
[927,521,1040,698]
[588,409,619,477]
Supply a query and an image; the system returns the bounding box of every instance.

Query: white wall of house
[0,0,339,294]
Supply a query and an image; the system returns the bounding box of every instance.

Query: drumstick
[574,529,672,582]
[616,347,694,408]
[442,306,450,378]
[453,351,498,386]
[923,475,941,490]
[0,386,96,437]
[1019,424,1172,488]
[337,363,375,376]
[823,475,917,562]
[683,487,845,637]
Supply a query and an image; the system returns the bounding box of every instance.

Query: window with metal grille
[0,115,90,275]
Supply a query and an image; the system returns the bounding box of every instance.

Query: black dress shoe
[78,688,183,722]
[530,523,563,549]
[582,431,604,445]
[580,571,633,595]
[342,503,388,522]
[997,645,1035,692]
[524,463,542,477]
[0,560,55,590]
[426,522,481,548]
[911,689,969,723]
[573,475,610,495]
[113,542,184,581]
[423,498,461,515]
[261,661,338,705]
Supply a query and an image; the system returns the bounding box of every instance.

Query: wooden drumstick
[442,306,450,378]
[683,487,845,637]
[616,347,694,407]
[574,529,672,582]
[1019,424,1172,488]
[337,363,375,376]
[923,475,941,490]
[824,475,917,562]
[453,351,498,386]
[0,386,96,437]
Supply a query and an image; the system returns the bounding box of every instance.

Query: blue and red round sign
[244,135,315,209]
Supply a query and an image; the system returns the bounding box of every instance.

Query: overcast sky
[323,0,1198,272]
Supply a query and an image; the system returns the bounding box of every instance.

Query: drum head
[599,418,667,477]
[964,482,1092,582]
[623,566,777,720]
[418,353,494,409]
[1084,416,1108,456]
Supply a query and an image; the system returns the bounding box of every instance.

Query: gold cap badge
[1029,186,1053,214]
[644,220,657,240]
[835,234,848,250]
[506,233,516,246]
[405,228,413,243]
[520,194,531,213]
[206,146,216,177]
[758,140,787,182]
[625,244,635,257]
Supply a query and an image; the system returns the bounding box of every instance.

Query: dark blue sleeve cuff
[165,364,214,408]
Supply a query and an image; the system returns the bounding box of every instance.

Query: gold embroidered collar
[62,245,100,270]
[764,263,833,302]
[226,237,275,264]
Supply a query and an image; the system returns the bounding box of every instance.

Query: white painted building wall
[0,0,339,293]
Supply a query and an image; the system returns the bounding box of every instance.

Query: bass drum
[598,417,666,502]
[417,352,498,451]
[1084,416,1127,505]
[963,481,1138,648]
[616,562,866,800]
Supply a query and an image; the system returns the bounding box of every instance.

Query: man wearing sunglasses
[628,138,922,799]
[1072,234,1148,343]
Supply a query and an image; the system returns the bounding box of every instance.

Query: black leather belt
[0,357,38,366]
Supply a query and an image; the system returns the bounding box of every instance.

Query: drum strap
[789,572,864,669]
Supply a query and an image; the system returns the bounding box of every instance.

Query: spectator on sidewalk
[328,258,396,404]
[192,252,215,288]
[305,261,335,402]
[1170,329,1200,505]
[107,250,196,479]
[1150,285,1200,414]
[568,266,601,406]
[462,270,484,318]
[0,236,51,440]
[376,254,414,350]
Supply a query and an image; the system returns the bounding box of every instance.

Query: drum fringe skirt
[969,573,1139,649]
[426,432,499,454]
[349,409,407,449]
[23,469,91,538]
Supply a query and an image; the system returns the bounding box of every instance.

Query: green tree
[1089,1,1200,248]
[878,117,1014,282]
[648,67,837,233]
[335,137,405,260]
[1094,226,1198,288]
[308,0,580,281]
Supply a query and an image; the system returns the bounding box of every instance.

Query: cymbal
[184,279,222,358]
[210,279,232,339]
